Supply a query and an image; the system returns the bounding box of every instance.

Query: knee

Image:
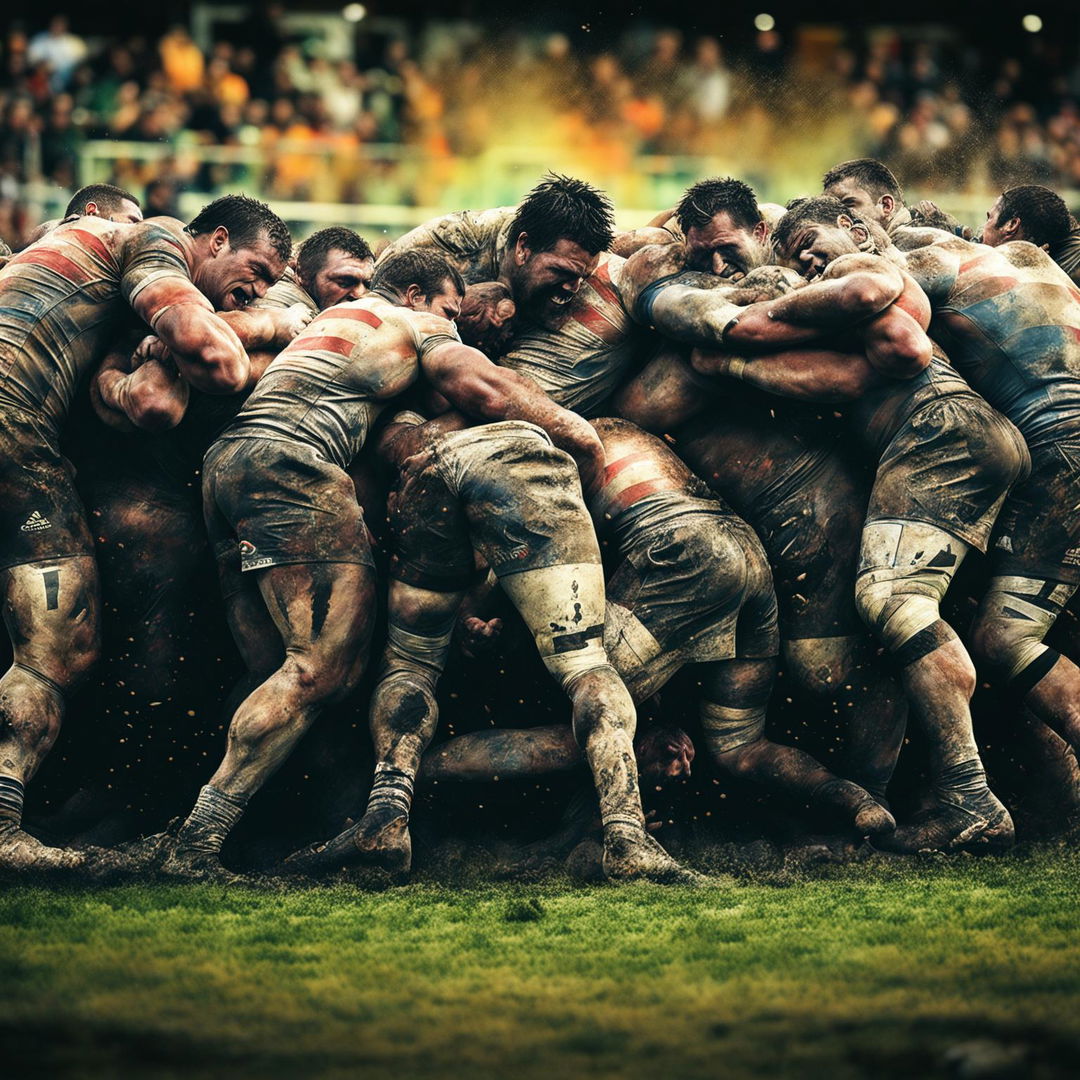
[283,648,362,704]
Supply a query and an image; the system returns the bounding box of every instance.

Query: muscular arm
[218,304,313,351]
[422,341,606,492]
[131,278,250,393]
[691,346,886,403]
[613,349,716,432]
[611,226,679,259]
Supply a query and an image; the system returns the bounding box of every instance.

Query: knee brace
[378,617,456,695]
[976,575,1075,691]
[855,520,967,652]
[498,563,610,693]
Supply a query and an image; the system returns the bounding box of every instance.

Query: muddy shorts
[0,405,94,571]
[604,510,779,698]
[866,393,1030,552]
[389,421,600,591]
[203,437,375,594]
[991,438,1080,585]
[745,448,868,640]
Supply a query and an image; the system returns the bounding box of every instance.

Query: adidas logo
[20,510,52,532]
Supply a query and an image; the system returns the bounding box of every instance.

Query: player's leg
[856,520,1012,851]
[167,559,376,877]
[0,556,101,870]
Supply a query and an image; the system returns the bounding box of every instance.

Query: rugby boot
[875,788,1014,854]
[601,828,713,886]
[0,822,129,881]
[158,837,248,885]
[813,778,897,836]
[280,805,412,880]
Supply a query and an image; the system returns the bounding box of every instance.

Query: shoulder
[252,268,317,314]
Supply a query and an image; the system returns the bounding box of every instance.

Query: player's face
[309,249,375,310]
[825,177,887,227]
[979,197,1009,247]
[778,221,861,281]
[417,283,463,323]
[638,732,695,786]
[684,211,767,280]
[205,231,287,311]
[514,238,599,328]
[113,199,143,224]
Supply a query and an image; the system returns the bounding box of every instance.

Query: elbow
[190,344,249,394]
[843,275,897,317]
[871,330,933,380]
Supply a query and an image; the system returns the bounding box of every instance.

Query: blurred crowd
[1,13,1078,248]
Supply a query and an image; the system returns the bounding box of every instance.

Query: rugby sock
[602,814,647,844]
[365,764,414,819]
[935,758,992,807]
[0,775,24,830]
[181,785,249,852]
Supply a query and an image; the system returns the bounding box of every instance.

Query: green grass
[1,847,1078,1079]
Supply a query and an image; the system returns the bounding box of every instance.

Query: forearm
[154,305,249,393]
[860,307,932,378]
[691,347,884,403]
[97,359,189,430]
[217,309,281,350]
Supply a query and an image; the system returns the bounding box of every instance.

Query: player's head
[505,173,614,327]
[295,227,375,310]
[635,725,695,785]
[981,185,1072,251]
[371,249,465,321]
[772,196,874,280]
[456,281,516,357]
[185,194,291,311]
[65,184,142,224]
[822,158,905,229]
[675,176,769,279]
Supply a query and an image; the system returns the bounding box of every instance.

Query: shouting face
[194,227,287,311]
[508,235,599,328]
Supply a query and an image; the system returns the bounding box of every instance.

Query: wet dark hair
[676,176,760,232]
[64,183,140,218]
[185,194,291,262]
[371,249,466,299]
[296,227,374,284]
[996,185,1072,249]
[508,172,615,255]
[772,195,863,255]
[822,158,904,204]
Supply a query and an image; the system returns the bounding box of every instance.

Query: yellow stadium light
[1022,14,1043,32]
[754,13,776,32]
[343,3,367,22]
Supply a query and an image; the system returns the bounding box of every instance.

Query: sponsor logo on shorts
[20,510,52,532]
[239,540,257,557]
[487,543,530,567]
[995,535,1013,554]
[1063,546,1080,568]
[243,557,274,571]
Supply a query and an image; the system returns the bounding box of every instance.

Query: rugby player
[865,206,1080,826]
[0,193,291,872]
[979,186,1080,286]
[147,249,608,880]
[625,204,1029,852]
[24,183,144,246]
[823,158,967,247]
[284,412,705,885]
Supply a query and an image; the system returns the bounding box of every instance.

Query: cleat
[876,790,1014,855]
[601,830,713,886]
[0,823,130,882]
[281,806,411,879]
[814,779,896,836]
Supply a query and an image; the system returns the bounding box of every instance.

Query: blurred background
[1,2,1078,249]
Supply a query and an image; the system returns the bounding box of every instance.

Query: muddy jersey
[379,207,515,284]
[150,273,321,487]
[0,215,199,435]
[217,293,460,469]
[914,240,1080,451]
[500,254,656,419]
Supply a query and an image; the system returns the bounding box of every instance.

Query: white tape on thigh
[499,563,610,690]
[856,520,968,650]
[980,575,1076,682]
[700,701,766,754]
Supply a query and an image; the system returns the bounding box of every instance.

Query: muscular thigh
[868,395,1029,552]
[992,439,1080,585]
[1,556,100,678]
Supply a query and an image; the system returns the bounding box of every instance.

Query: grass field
[1,844,1078,1080]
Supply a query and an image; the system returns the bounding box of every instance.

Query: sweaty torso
[908,237,1080,451]
[378,207,515,284]
[500,254,657,419]
[219,293,458,469]
[0,215,194,434]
